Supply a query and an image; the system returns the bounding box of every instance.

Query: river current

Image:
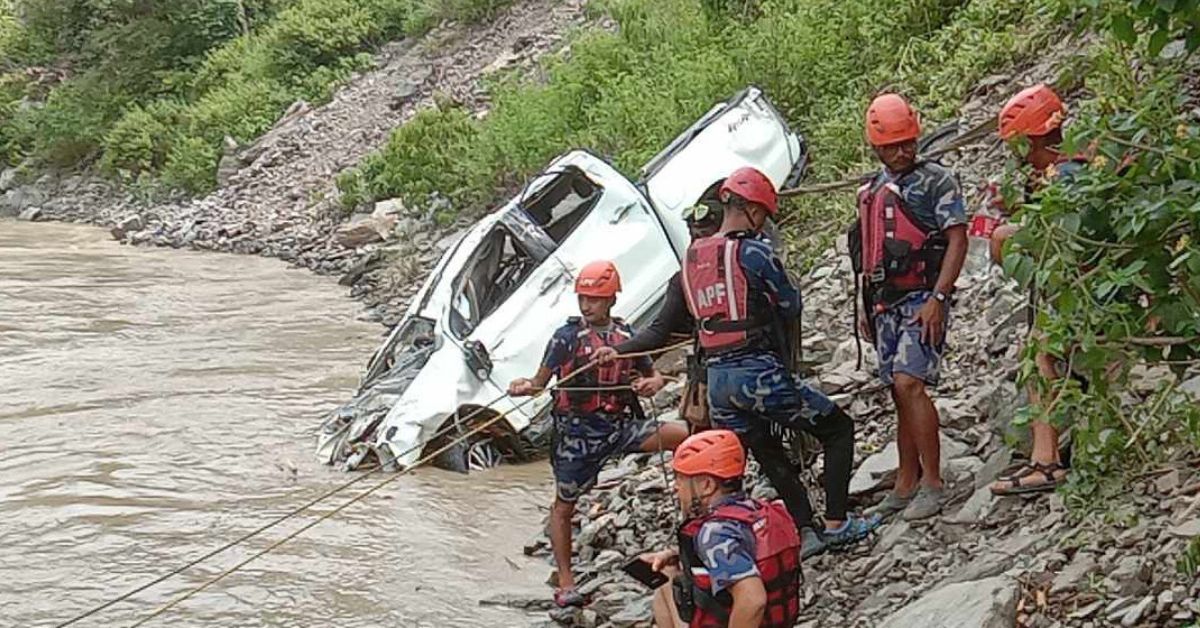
[0,220,550,627]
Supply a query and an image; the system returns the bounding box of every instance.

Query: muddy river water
[0,221,551,627]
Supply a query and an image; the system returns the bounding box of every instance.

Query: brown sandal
[990,462,1067,496]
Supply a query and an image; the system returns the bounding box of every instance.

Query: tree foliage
[1004,45,1200,503]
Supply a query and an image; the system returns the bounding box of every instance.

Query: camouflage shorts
[552,413,657,503]
[706,351,837,434]
[874,291,950,387]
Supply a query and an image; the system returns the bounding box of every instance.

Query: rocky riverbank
[0,0,588,326]
[491,43,1200,627]
[502,239,1200,628]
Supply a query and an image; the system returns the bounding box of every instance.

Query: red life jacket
[675,498,801,628]
[553,318,637,415]
[856,175,945,291]
[681,236,767,352]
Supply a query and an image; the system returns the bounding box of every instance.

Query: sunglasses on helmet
[682,204,716,224]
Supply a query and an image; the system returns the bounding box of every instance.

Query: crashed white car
[318,87,808,472]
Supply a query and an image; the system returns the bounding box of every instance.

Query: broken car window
[448,226,538,338]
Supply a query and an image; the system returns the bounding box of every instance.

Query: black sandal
[990,462,1067,496]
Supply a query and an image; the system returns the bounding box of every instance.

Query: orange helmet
[719,166,778,215]
[672,430,745,480]
[575,260,621,297]
[998,84,1065,140]
[865,93,921,146]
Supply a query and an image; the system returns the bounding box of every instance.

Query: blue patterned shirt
[694,494,760,594]
[880,161,966,232]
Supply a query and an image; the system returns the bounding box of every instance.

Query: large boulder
[877,576,1018,628]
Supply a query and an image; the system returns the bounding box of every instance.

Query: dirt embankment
[1,0,588,325]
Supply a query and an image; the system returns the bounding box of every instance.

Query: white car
[317,86,808,472]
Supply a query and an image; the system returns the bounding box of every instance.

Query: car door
[442,210,576,423]
[542,152,679,331]
[639,87,807,256]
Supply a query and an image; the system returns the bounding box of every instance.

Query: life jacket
[681,235,770,352]
[855,173,947,293]
[674,498,801,628]
[553,318,637,415]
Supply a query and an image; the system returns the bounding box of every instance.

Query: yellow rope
[118,340,692,627]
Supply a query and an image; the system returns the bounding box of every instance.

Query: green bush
[341,0,1064,234]
[99,101,182,175]
[162,135,221,194]
[1003,50,1200,503]
[339,103,483,210]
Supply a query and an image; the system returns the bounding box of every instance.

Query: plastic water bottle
[964,183,1003,278]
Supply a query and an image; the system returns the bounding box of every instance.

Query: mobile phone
[621,557,669,589]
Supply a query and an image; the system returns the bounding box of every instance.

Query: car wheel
[466,438,504,471]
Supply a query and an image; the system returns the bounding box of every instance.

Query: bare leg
[891,387,920,495]
[639,421,689,453]
[550,498,577,590]
[893,373,942,489]
[652,578,686,628]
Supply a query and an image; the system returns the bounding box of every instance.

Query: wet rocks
[17,206,43,221]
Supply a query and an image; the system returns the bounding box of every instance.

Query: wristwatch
[933,291,949,304]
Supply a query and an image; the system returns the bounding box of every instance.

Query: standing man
[855,93,968,520]
[508,260,689,607]
[988,84,1081,495]
[681,166,878,553]
[642,429,802,628]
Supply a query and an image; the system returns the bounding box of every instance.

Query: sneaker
[866,490,915,519]
[823,513,882,548]
[801,526,829,559]
[901,485,945,521]
[553,587,585,608]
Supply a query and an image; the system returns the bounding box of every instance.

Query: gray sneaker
[901,485,945,521]
[867,490,914,519]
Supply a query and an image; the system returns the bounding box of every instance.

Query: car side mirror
[463,340,493,381]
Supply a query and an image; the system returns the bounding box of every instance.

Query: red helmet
[719,166,778,215]
[672,429,745,480]
[998,84,1065,140]
[575,260,621,297]
[865,93,921,146]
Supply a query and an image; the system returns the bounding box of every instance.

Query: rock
[850,435,970,494]
[608,595,653,626]
[17,206,42,221]
[477,593,553,610]
[334,212,397,248]
[1120,595,1154,626]
[1105,556,1150,597]
[876,576,1017,628]
[974,448,1012,489]
[1050,552,1097,594]
[951,485,997,524]
[0,167,16,191]
[110,214,145,241]
[1,185,48,216]
[876,521,915,553]
[1156,469,1183,494]
[1169,518,1200,538]
[1180,376,1200,401]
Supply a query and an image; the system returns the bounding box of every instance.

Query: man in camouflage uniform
[509,260,687,607]
[643,430,801,628]
[857,94,968,521]
[680,167,878,556]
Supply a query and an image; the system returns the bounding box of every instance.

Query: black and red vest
[553,318,637,415]
[681,236,767,352]
[856,175,946,291]
[675,498,801,628]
